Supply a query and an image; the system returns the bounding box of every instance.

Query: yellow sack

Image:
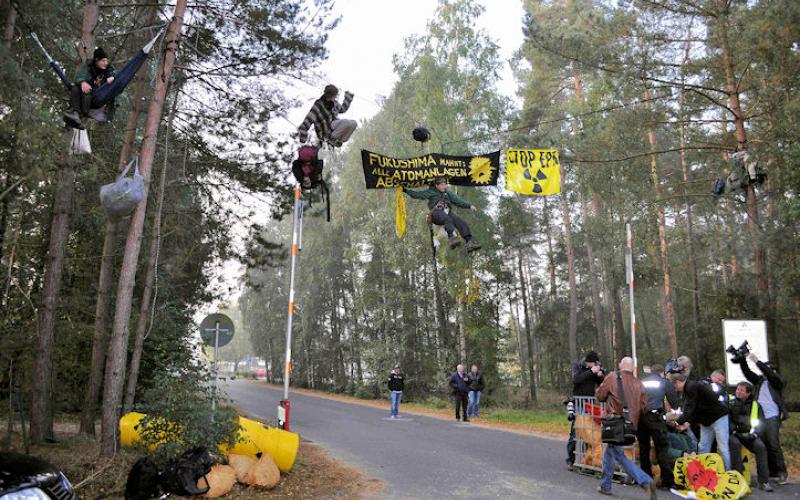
[673,453,751,499]
[395,186,406,239]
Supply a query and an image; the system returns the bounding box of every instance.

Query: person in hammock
[403,177,482,252]
[297,84,356,147]
[63,47,116,129]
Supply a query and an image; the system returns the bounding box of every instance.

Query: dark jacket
[468,372,485,392]
[596,370,648,430]
[641,373,679,412]
[449,371,470,394]
[571,362,604,397]
[741,359,789,420]
[676,380,729,427]
[729,395,764,436]
[387,372,404,392]
[75,59,116,88]
[297,91,354,144]
[403,186,472,211]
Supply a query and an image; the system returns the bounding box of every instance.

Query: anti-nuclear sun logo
[469,157,494,184]
[522,165,548,193]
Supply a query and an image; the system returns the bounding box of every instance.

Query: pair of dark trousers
[431,209,471,240]
[637,411,675,487]
[69,85,93,115]
[454,391,468,420]
[566,419,576,465]
[762,417,787,475]
[730,434,770,484]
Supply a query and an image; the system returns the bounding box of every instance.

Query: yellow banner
[504,148,561,195]
[395,186,406,239]
[673,453,750,499]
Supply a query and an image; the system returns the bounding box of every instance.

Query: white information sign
[723,319,768,385]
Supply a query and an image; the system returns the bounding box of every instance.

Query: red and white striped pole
[626,223,638,375]
[279,185,302,431]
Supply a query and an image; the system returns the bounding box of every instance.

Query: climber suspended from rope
[403,177,482,252]
[31,29,162,129]
[296,84,357,148]
[291,145,330,221]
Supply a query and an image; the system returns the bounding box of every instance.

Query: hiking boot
[465,239,482,252]
[462,418,469,422]
[596,486,612,496]
[63,110,84,130]
[759,482,774,492]
[448,235,462,249]
[777,473,788,485]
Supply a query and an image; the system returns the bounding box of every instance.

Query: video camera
[726,340,751,364]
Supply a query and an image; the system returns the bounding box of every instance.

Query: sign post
[200,313,234,416]
[625,223,637,374]
[280,186,303,431]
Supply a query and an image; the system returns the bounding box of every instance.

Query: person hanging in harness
[403,177,481,252]
[297,84,356,148]
[292,145,324,189]
[63,47,116,130]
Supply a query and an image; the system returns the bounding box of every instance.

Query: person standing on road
[387,364,405,419]
[467,364,485,419]
[738,352,789,484]
[639,363,679,489]
[729,381,774,492]
[595,357,657,498]
[566,351,605,470]
[449,364,471,422]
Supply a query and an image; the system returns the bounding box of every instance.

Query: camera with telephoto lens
[564,398,575,421]
[726,340,751,364]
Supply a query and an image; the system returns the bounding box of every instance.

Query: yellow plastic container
[119,412,299,472]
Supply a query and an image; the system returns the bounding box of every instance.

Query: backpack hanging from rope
[100,157,145,218]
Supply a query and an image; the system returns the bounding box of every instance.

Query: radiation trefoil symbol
[522,165,548,193]
[469,157,494,184]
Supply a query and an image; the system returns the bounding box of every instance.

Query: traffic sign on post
[200,313,235,347]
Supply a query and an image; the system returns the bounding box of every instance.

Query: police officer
[640,363,679,488]
[730,381,773,491]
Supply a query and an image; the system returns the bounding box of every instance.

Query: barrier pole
[626,223,637,374]
[279,186,302,430]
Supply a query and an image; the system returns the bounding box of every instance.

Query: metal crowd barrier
[572,396,639,482]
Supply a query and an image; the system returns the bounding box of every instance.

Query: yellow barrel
[222,416,299,473]
[119,413,299,472]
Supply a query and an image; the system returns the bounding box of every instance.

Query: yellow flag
[395,186,406,239]
[504,149,561,195]
[673,453,751,499]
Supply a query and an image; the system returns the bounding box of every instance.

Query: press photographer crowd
[565,343,789,498]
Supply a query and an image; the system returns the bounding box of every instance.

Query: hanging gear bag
[100,157,145,218]
[600,372,636,446]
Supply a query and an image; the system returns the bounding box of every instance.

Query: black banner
[361,149,501,189]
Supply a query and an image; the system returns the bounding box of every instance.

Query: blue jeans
[390,390,402,417]
[467,391,481,417]
[699,415,731,470]
[599,444,653,492]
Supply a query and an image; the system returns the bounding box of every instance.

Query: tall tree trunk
[517,250,537,402]
[100,2,186,457]
[429,230,448,357]
[559,169,578,362]
[717,0,768,307]
[509,293,528,391]
[2,1,15,49]
[643,82,678,357]
[580,197,605,351]
[678,22,703,366]
[122,99,174,413]
[30,0,98,444]
[542,198,556,300]
[81,5,157,436]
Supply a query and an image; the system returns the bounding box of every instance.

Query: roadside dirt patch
[2,418,383,499]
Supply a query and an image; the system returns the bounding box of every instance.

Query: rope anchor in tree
[31,28,164,130]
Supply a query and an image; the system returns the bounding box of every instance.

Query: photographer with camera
[565,351,605,470]
[669,372,731,470]
[729,381,774,492]
[735,349,789,484]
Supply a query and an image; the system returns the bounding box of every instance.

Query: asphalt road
[225,380,800,499]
